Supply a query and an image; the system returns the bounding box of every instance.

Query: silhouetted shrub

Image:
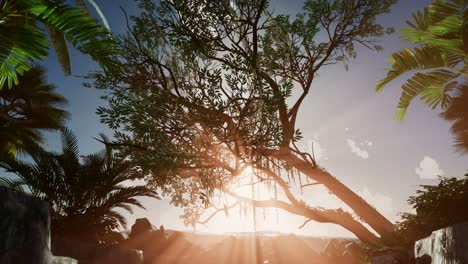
[395,173,468,245]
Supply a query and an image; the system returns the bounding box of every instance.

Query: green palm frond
[400,0,465,55]
[440,82,468,154]
[47,26,71,75]
[0,22,49,88]
[0,0,117,89]
[31,1,117,67]
[395,69,458,121]
[376,45,461,92]
[84,0,110,30]
[429,0,465,24]
[376,0,466,123]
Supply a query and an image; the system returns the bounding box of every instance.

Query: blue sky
[27,0,468,236]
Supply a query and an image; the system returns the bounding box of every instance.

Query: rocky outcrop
[121,218,168,264]
[51,256,78,264]
[52,238,143,264]
[415,222,468,263]
[0,186,52,264]
[129,218,155,238]
[0,187,77,264]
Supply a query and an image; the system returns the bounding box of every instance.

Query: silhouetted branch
[299,218,313,229]
[198,201,241,225]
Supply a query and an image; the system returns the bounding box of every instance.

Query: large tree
[375,0,468,153]
[0,0,116,89]
[0,128,159,243]
[94,0,396,244]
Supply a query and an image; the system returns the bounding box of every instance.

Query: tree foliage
[0,0,117,89]
[395,173,468,245]
[93,0,396,244]
[0,128,159,243]
[0,65,69,158]
[376,0,468,153]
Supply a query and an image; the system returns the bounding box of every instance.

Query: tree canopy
[93,0,397,244]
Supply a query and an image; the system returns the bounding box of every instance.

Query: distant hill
[170,230,353,253]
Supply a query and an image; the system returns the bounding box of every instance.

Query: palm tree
[0,128,159,243]
[0,0,117,89]
[440,82,468,153]
[0,65,69,158]
[375,0,467,152]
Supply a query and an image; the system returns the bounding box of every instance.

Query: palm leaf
[375,45,461,92]
[0,22,49,88]
[47,26,71,75]
[0,177,26,193]
[30,2,117,68]
[440,82,468,154]
[79,0,111,31]
[429,0,465,24]
[395,69,458,121]
[0,0,117,89]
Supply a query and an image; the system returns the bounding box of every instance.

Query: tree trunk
[228,191,380,244]
[275,151,395,239]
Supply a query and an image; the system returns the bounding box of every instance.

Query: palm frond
[47,26,71,75]
[31,1,117,70]
[3,127,159,240]
[376,45,461,92]
[0,22,49,88]
[395,69,458,121]
[0,65,69,157]
[0,0,117,89]
[440,82,468,154]
[0,177,26,193]
[60,127,80,156]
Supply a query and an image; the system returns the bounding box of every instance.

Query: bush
[395,173,468,245]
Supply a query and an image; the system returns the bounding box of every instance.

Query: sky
[14,0,468,237]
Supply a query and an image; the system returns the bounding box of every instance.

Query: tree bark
[226,193,379,244]
[272,150,395,239]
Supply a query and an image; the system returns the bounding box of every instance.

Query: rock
[52,238,143,264]
[370,249,415,264]
[414,254,431,264]
[0,187,53,264]
[129,218,154,239]
[94,246,143,264]
[121,219,168,263]
[415,222,468,263]
[51,256,78,264]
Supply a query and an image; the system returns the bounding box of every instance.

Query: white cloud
[346,139,369,159]
[415,156,444,179]
[345,127,350,132]
[366,140,373,147]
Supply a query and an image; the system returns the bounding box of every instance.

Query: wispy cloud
[346,139,369,159]
[415,156,444,179]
